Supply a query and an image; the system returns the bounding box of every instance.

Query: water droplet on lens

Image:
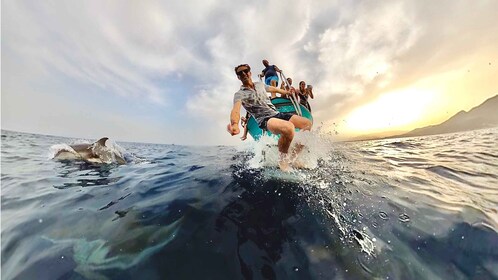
[38,219,43,223]
[379,212,389,220]
[294,267,299,272]
[352,229,364,240]
[398,213,410,223]
[372,222,378,228]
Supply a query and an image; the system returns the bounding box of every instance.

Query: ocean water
[1,128,497,280]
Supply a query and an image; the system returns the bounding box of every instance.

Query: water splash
[242,130,335,170]
[235,130,379,256]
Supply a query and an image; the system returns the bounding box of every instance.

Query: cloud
[2,0,497,144]
[188,0,423,126]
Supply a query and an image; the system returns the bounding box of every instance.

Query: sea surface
[1,128,497,280]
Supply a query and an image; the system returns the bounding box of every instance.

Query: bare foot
[279,160,293,172]
[292,159,307,169]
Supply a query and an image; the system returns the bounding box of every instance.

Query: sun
[345,88,435,133]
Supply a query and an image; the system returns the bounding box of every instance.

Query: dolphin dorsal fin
[96,137,109,147]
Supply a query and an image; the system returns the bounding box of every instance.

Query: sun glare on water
[346,89,435,133]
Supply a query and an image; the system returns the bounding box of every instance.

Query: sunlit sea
[1,128,497,280]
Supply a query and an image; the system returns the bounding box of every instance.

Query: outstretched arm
[267,86,290,97]
[227,101,242,136]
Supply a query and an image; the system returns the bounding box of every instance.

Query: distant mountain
[349,130,409,142]
[394,94,498,138]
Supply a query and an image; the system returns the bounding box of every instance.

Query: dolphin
[53,137,126,164]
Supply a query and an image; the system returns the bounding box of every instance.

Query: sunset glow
[346,89,435,133]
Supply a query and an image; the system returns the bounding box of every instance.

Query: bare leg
[270,79,277,98]
[289,115,312,131]
[288,115,312,168]
[267,118,295,171]
[290,144,307,169]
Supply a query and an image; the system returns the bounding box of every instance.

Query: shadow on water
[214,173,304,279]
[86,157,345,280]
[114,165,313,279]
[118,158,370,280]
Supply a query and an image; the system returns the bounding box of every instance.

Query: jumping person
[227,64,312,171]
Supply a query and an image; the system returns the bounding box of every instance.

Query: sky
[2,0,497,145]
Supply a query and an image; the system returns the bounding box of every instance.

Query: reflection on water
[53,161,121,189]
[1,128,498,279]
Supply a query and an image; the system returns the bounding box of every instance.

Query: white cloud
[3,0,497,144]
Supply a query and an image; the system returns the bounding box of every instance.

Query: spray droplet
[352,229,364,240]
[379,212,389,220]
[398,213,410,223]
[38,219,43,223]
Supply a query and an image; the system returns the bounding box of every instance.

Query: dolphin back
[51,137,127,165]
[92,137,127,164]
[96,137,109,146]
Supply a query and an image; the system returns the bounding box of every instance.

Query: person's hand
[283,89,294,97]
[240,135,247,141]
[227,123,240,136]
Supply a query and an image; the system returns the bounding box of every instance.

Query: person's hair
[234,64,251,74]
[299,81,305,86]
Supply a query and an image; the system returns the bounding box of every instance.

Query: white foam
[240,129,335,170]
[48,138,132,164]
[48,144,77,159]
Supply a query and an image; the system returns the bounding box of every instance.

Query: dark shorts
[259,112,294,130]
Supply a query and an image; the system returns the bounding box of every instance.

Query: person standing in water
[227,64,312,171]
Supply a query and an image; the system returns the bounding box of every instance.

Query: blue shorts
[265,75,279,86]
[259,112,294,130]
